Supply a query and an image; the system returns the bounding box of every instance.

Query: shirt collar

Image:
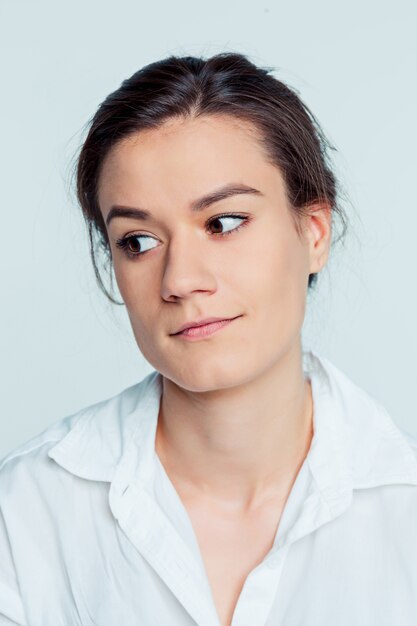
[304,351,417,518]
[48,350,417,501]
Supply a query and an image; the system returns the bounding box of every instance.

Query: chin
[159,357,257,393]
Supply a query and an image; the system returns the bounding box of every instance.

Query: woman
[1,52,417,626]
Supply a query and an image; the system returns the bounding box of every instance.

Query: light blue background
[1,0,416,457]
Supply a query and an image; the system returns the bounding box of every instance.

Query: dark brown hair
[75,52,348,305]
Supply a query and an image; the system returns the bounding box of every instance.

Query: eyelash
[115,213,251,260]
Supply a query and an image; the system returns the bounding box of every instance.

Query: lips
[174,317,240,339]
[172,315,241,335]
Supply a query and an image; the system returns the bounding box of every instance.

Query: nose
[160,230,217,301]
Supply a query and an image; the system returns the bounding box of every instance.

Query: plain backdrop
[0,0,416,459]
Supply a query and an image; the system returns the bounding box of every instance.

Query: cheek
[249,228,308,326]
[112,260,151,310]
[112,265,132,307]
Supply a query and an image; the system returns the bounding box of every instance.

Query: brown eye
[127,238,141,254]
[207,214,248,236]
[115,234,158,259]
[209,218,223,234]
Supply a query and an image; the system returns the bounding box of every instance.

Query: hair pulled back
[75,52,348,304]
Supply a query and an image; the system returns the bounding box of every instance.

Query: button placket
[230,543,291,626]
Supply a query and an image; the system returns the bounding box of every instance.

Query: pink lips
[174,316,240,340]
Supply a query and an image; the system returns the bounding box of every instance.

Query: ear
[303,202,332,275]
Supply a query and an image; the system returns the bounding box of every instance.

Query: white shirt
[1,349,417,626]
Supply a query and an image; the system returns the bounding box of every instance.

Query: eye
[207,213,249,236]
[115,234,158,259]
[115,213,250,260]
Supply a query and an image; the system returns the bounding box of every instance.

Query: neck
[155,342,314,514]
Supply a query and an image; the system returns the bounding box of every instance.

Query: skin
[97,113,332,514]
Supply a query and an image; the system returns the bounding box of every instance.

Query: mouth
[172,315,242,340]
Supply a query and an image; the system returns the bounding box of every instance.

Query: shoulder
[399,426,417,459]
[0,370,160,501]
[0,408,87,497]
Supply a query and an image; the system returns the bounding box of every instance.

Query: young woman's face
[98,115,330,391]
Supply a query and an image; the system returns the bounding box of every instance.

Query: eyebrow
[105,183,263,227]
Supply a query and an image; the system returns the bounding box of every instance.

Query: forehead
[98,114,285,211]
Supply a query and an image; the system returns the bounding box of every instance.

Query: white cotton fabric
[1,349,417,626]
